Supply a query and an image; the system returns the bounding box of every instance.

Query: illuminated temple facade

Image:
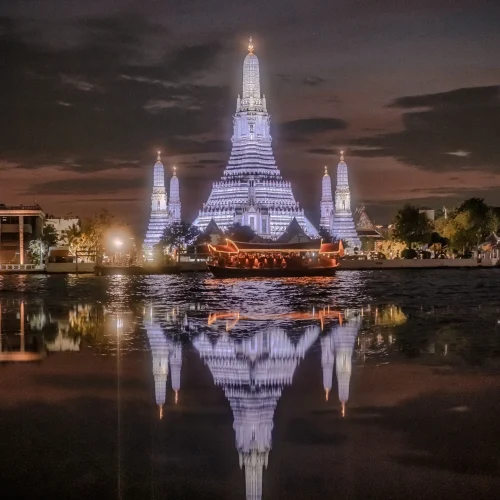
[143,153,181,260]
[192,318,321,500]
[193,38,318,240]
[326,152,361,249]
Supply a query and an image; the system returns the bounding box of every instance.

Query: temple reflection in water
[143,307,361,500]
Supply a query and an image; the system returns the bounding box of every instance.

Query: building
[354,206,383,251]
[143,152,181,261]
[0,204,45,265]
[45,217,80,244]
[329,152,361,249]
[193,38,318,240]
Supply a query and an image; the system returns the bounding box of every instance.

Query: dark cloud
[302,76,326,86]
[0,14,229,172]
[279,118,347,142]
[276,74,326,86]
[352,85,500,172]
[27,177,145,195]
[305,148,337,155]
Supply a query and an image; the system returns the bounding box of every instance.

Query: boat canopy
[208,239,344,256]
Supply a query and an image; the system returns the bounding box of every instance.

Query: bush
[401,248,418,259]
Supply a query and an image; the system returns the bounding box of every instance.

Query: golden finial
[325,389,330,402]
[175,390,179,405]
[159,405,163,420]
[248,36,254,53]
[340,150,345,162]
[173,165,177,176]
[341,402,346,418]
[324,165,328,176]
[157,150,161,161]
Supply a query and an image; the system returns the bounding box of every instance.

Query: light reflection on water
[1,271,500,499]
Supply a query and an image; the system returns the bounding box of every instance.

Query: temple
[143,152,181,261]
[192,314,321,500]
[321,310,361,416]
[329,152,361,249]
[193,38,318,240]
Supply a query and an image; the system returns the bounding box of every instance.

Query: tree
[224,222,256,242]
[318,227,338,243]
[27,224,62,264]
[434,198,499,253]
[392,205,432,250]
[161,222,201,261]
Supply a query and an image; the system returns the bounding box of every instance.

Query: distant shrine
[193,37,318,240]
[143,152,181,261]
[320,151,361,249]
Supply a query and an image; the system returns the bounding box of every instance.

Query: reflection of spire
[193,321,320,500]
[170,342,182,402]
[145,308,182,418]
[333,311,361,415]
[321,333,335,399]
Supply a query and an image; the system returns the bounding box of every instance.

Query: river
[0,270,499,499]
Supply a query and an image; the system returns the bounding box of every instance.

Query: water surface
[1,270,499,499]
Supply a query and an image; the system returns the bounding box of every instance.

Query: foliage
[375,239,406,258]
[27,224,62,264]
[60,210,116,260]
[392,204,433,249]
[224,222,256,242]
[434,198,499,253]
[161,221,201,260]
[317,227,338,243]
[401,248,418,259]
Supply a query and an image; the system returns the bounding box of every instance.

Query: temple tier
[193,38,318,240]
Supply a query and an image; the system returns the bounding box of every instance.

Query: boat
[206,239,343,278]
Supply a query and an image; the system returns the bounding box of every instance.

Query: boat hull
[207,265,338,278]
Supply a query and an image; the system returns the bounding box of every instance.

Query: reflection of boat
[207,239,343,278]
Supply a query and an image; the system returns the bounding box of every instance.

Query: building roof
[276,218,311,243]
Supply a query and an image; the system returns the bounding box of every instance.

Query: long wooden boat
[206,239,344,278]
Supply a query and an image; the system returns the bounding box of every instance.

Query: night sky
[1,0,500,235]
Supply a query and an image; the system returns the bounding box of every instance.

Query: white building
[193,38,318,240]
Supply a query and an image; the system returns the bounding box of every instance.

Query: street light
[113,238,123,266]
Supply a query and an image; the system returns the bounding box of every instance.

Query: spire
[242,36,260,102]
[324,165,329,176]
[159,404,163,420]
[173,165,177,177]
[340,150,345,162]
[248,36,254,53]
[157,150,161,162]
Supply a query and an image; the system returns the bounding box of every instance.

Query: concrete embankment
[339,258,500,270]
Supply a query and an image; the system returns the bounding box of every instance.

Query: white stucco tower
[320,166,334,232]
[330,152,361,249]
[193,38,318,239]
[143,152,172,260]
